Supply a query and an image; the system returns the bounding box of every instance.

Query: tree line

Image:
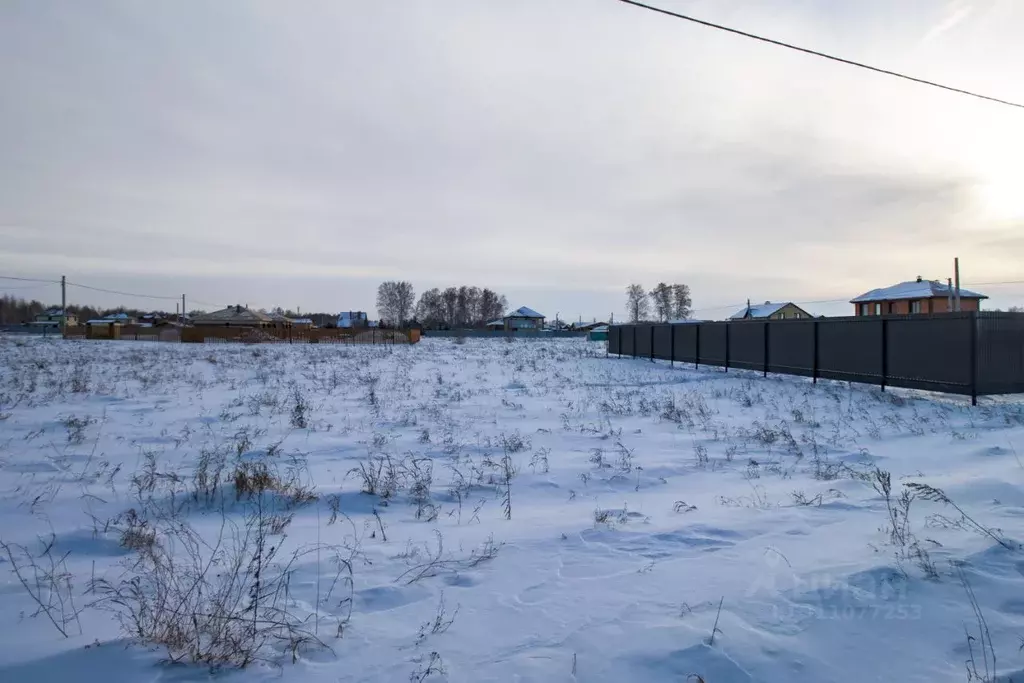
[377,281,508,329]
[0,295,166,326]
[625,283,692,323]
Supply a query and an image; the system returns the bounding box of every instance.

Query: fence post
[670,324,675,366]
[695,324,700,370]
[812,319,819,384]
[763,322,769,378]
[880,318,888,392]
[970,311,978,406]
[724,323,730,372]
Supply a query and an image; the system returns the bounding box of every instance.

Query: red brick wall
[853,297,982,316]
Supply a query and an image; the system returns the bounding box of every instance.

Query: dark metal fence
[608,312,1024,403]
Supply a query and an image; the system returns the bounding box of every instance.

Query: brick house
[729,302,811,321]
[851,277,987,316]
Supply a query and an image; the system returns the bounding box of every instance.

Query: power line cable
[616,0,1024,110]
[0,275,61,284]
[66,281,181,301]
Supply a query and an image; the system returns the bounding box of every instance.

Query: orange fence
[180,326,420,345]
[63,325,421,345]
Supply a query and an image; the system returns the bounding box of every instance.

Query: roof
[193,306,274,323]
[486,319,504,326]
[729,302,790,320]
[506,306,544,319]
[851,279,987,303]
[86,319,118,325]
[290,318,313,324]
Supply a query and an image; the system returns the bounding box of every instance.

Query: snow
[2,335,1024,682]
[852,280,987,303]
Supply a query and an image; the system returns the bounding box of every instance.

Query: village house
[33,308,77,327]
[502,307,545,331]
[729,302,811,321]
[851,277,987,316]
[337,311,368,329]
[192,305,275,327]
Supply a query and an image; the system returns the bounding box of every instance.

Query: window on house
[888,302,896,314]
[911,300,922,314]
[860,303,870,316]
[874,303,881,315]
[778,312,786,320]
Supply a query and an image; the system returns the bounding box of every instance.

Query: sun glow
[976,175,1024,222]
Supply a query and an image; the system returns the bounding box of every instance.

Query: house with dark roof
[851,277,987,316]
[730,301,811,321]
[193,305,275,327]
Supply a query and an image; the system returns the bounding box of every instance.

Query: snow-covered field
[2,335,1024,682]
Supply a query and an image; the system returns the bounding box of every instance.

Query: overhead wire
[616,0,1024,110]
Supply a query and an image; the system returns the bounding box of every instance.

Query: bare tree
[650,283,673,322]
[672,283,692,320]
[625,284,650,323]
[441,288,459,328]
[415,289,444,328]
[376,281,415,326]
[478,289,506,324]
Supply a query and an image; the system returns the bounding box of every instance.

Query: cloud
[1,0,1023,317]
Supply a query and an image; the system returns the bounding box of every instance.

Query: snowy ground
[2,336,1024,682]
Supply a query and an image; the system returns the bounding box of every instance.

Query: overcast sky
[2,0,1023,319]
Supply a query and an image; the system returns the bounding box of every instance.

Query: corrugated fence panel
[887,316,971,393]
[653,324,673,360]
[768,321,814,376]
[674,324,698,363]
[977,313,1024,395]
[609,312,1024,398]
[621,325,635,356]
[700,323,728,366]
[636,324,654,359]
[728,322,765,371]
[816,318,883,384]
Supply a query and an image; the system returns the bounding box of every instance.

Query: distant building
[851,277,987,316]
[337,311,368,329]
[729,302,811,321]
[193,305,275,327]
[503,307,545,331]
[102,312,136,325]
[290,317,314,329]
[33,309,77,327]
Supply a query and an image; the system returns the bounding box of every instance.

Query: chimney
[916,275,922,282]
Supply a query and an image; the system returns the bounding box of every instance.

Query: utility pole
[60,275,66,337]
[954,257,962,312]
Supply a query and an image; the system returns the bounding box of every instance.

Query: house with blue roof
[494,306,545,331]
